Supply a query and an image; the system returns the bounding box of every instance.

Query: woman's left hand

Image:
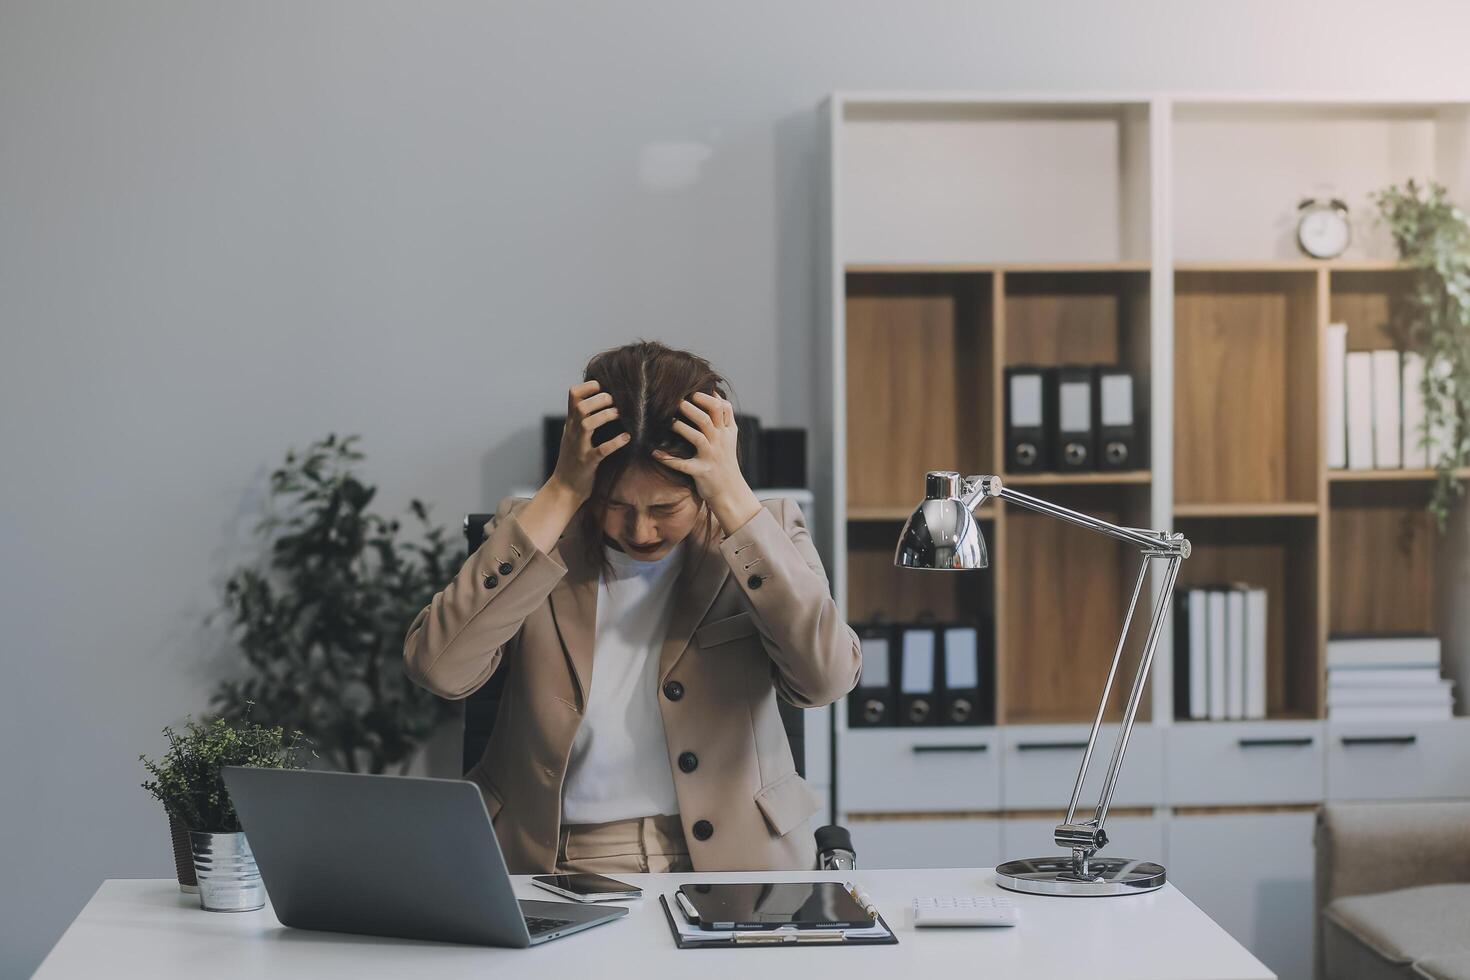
[654,391,762,534]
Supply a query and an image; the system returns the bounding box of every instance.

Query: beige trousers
[556,814,694,874]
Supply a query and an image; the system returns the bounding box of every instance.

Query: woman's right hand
[549,380,628,503]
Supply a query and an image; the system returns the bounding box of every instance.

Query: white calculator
[912,895,1018,928]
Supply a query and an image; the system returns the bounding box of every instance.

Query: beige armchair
[1315,802,1470,980]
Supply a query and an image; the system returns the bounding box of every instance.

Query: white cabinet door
[1167,810,1315,980]
[1326,719,1470,801]
[1167,720,1326,806]
[1002,724,1164,809]
[999,814,1165,865]
[839,728,1001,812]
[848,817,1002,870]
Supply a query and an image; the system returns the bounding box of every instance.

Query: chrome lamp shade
[895,473,988,570]
[894,471,1189,897]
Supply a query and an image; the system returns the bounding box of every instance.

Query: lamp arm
[959,474,1190,876]
[961,475,1189,558]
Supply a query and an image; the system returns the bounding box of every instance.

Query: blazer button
[498,561,514,576]
[663,680,685,701]
[747,574,763,589]
[678,751,699,773]
[692,819,713,841]
[483,574,499,589]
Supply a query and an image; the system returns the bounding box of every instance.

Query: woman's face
[599,464,701,561]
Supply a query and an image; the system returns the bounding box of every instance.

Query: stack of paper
[1173,585,1267,721]
[1327,636,1455,721]
[1326,327,1435,471]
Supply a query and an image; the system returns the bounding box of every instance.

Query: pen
[845,880,880,919]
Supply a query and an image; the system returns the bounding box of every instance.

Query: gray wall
[4,0,1470,973]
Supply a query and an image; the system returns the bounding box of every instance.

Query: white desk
[36,869,1273,979]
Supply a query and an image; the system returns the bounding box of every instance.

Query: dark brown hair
[578,340,730,561]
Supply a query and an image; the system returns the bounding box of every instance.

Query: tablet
[676,881,875,931]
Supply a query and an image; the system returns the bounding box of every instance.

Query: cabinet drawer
[1326,719,1470,801]
[1166,721,1325,806]
[839,728,1001,813]
[1001,724,1164,810]
[849,817,1002,870]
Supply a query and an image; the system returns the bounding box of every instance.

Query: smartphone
[531,873,644,903]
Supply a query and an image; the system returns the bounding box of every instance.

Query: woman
[404,340,860,875]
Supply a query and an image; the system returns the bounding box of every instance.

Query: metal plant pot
[189,831,265,912]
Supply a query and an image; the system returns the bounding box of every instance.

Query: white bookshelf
[818,92,1470,980]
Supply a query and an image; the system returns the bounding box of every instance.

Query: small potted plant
[140,710,310,911]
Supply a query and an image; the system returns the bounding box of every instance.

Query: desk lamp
[895,471,1189,896]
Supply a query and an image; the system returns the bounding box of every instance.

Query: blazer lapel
[548,527,598,711]
[658,521,730,683]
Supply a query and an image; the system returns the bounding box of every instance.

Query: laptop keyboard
[524,915,575,936]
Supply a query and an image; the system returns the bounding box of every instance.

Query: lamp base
[994,855,1166,896]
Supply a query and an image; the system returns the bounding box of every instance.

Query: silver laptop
[222,767,627,947]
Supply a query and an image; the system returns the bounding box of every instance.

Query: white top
[35,873,1274,979]
[560,541,685,824]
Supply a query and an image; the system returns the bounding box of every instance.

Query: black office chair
[458,513,853,869]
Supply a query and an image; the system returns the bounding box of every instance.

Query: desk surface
[37,869,1273,979]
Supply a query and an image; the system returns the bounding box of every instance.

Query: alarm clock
[1297,198,1351,259]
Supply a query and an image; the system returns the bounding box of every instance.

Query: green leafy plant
[210,433,458,774]
[140,711,310,832]
[1373,179,1470,528]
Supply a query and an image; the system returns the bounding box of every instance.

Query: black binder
[897,625,938,726]
[759,427,807,489]
[1049,365,1096,471]
[733,414,763,488]
[847,622,896,728]
[938,623,992,726]
[1172,591,1192,721]
[1095,367,1140,471]
[1004,366,1048,472]
[542,415,566,482]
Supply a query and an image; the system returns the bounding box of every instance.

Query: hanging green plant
[1373,179,1470,529]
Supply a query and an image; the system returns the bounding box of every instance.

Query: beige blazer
[403,496,861,873]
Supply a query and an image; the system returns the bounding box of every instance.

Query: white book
[1326,635,1441,670]
[1372,349,1402,468]
[1245,588,1267,720]
[1208,591,1227,721]
[1326,323,1348,468]
[1328,703,1453,722]
[1345,352,1375,470]
[1226,589,1246,720]
[1188,590,1208,720]
[1402,352,1429,469]
[1326,667,1443,687]
[1327,681,1454,706]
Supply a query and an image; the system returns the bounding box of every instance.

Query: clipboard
[658,894,900,949]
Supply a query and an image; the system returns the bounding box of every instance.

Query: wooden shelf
[1177,516,1321,719]
[1329,481,1436,636]
[1173,501,1319,518]
[1005,470,1151,487]
[1174,270,1321,508]
[847,261,1151,274]
[1328,468,1470,482]
[1174,259,1405,273]
[833,95,1469,733]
